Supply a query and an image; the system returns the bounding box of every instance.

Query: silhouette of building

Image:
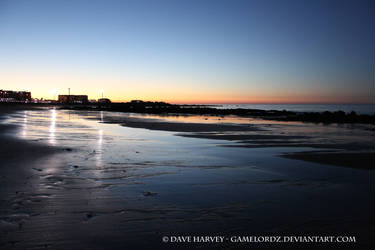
[0,90,32,102]
[58,95,88,104]
[98,98,111,104]
[130,100,143,103]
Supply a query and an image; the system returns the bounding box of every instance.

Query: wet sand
[99,114,264,132]
[281,151,375,170]
[0,109,158,249]
[1,108,375,250]
[0,112,64,249]
[95,111,375,169]
[0,107,62,189]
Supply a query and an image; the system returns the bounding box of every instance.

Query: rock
[142,191,157,197]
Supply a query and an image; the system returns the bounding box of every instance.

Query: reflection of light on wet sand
[100,111,104,123]
[96,129,103,167]
[127,113,302,125]
[49,109,56,145]
[22,111,28,137]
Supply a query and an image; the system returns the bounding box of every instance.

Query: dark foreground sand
[281,151,375,169]
[0,111,65,249]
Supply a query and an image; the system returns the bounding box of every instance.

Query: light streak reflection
[49,108,56,145]
[22,111,28,137]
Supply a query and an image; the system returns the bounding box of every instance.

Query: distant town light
[51,89,59,100]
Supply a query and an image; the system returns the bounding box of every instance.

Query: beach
[1,106,375,250]
[2,0,375,249]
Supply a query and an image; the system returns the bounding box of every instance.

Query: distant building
[98,98,111,104]
[130,100,143,103]
[0,90,32,102]
[58,95,88,104]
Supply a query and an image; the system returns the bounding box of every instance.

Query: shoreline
[89,110,375,170]
[1,106,375,170]
[3,102,375,125]
[67,101,375,125]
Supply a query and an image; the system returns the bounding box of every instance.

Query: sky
[0,0,374,104]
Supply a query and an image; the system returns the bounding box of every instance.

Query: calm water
[211,104,375,114]
[2,109,375,249]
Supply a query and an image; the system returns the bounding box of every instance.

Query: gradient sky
[0,0,374,103]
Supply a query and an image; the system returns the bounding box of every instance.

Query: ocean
[210,104,375,115]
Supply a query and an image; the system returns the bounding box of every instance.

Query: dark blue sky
[0,0,374,103]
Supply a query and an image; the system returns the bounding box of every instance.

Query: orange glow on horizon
[3,88,374,105]
[1,70,374,105]
[109,96,375,105]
